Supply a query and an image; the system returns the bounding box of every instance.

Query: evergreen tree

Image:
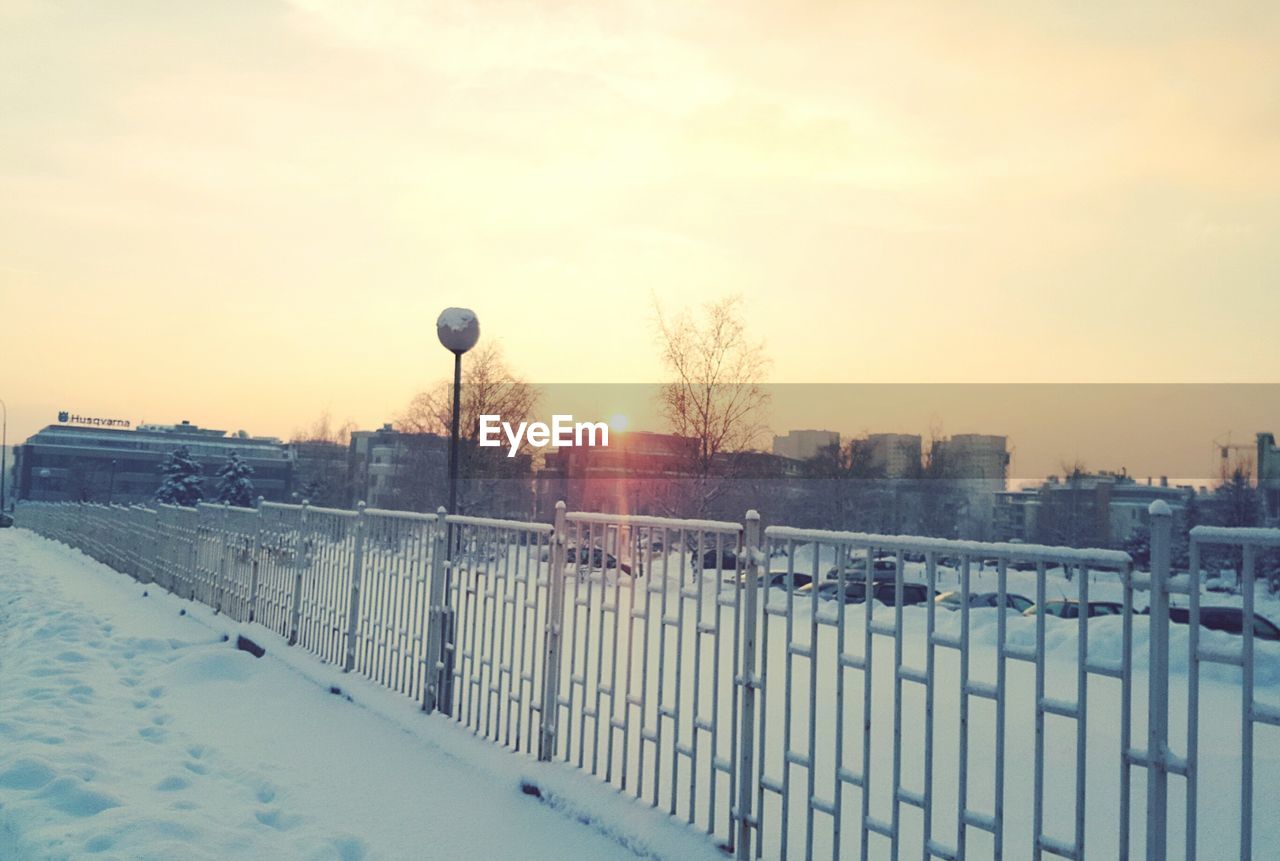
[155,446,203,506]
[1123,525,1152,570]
[1213,464,1262,583]
[216,452,256,507]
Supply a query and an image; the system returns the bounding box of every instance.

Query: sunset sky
[2,2,1278,465]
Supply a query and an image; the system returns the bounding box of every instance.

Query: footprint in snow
[254,808,302,831]
[154,775,190,792]
[138,725,168,743]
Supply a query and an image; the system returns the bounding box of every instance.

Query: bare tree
[397,343,541,515]
[800,438,891,530]
[291,411,357,447]
[906,426,966,538]
[399,344,539,440]
[653,295,771,517]
[287,412,358,507]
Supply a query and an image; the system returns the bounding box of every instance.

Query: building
[1108,476,1194,543]
[288,439,351,507]
[866,433,922,478]
[347,423,529,516]
[537,430,695,515]
[993,471,1193,548]
[932,434,1009,539]
[992,489,1040,543]
[934,434,1010,481]
[14,419,292,504]
[772,429,839,462]
[347,424,449,510]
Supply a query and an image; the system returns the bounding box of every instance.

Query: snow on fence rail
[12,500,1279,860]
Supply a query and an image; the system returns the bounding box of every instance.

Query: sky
[2,1,1279,464]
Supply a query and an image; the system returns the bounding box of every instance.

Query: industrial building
[771,429,839,462]
[13,419,292,504]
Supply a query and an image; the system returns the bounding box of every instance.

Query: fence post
[185,508,198,602]
[538,501,568,762]
[287,501,309,647]
[248,496,265,623]
[343,502,367,672]
[1146,500,1172,859]
[216,502,231,614]
[423,506,451,713]
[736,509,761,860]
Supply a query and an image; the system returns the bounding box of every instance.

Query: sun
[609,413,629,432]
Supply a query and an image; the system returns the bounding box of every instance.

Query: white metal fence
[13,500,1277,860]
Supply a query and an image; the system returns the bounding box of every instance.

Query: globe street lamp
[436,308,479,515]
[434,308,477,718]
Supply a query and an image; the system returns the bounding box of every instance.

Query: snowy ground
[0,530,724,861]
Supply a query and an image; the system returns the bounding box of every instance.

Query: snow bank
[0,531,722,861]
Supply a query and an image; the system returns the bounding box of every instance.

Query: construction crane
[1212,432,1254,482]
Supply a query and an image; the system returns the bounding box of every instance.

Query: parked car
[1203,576,1236,594]
[1168,606,1280,641]
[827,556,898,580]
[935,591,1034,613]
[799,580,933,606]
[765,571,814,591]
[565,546,633,575]
[0,512,12,528]
[700,547,738,570]
[1023,600,1125,619]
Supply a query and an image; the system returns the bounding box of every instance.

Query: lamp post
[434,308,478,718]
[436,308,480,515]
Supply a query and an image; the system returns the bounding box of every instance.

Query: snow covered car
[1023,600,1124,619]
[564,546,633,575]
[1167,606,1280,641]
[766,571,813,591]
[799,580,933,606]
[0,512,12,528]
[935,591,1033,613]
[826,556,898,580]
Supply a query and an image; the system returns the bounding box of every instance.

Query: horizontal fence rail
[12,500,1277,860]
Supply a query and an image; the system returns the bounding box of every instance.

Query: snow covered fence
[752,526,1136,860]
[1179,523,1280,861]
[12,500,1280,860]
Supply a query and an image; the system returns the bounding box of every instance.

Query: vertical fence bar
[539,501,568,761]
[216,502,230,613]
[343,502,367,672]
[1240,542,1255,861]
[423,506,449,713]
[287,501,309,646]
[735,510,760,860]
[1184,537,1200,861]
[1033,560,1046,861]
[1147,501,1172,860]
[248,499,263,623]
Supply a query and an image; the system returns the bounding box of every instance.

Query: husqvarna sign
[58,411,131,428]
